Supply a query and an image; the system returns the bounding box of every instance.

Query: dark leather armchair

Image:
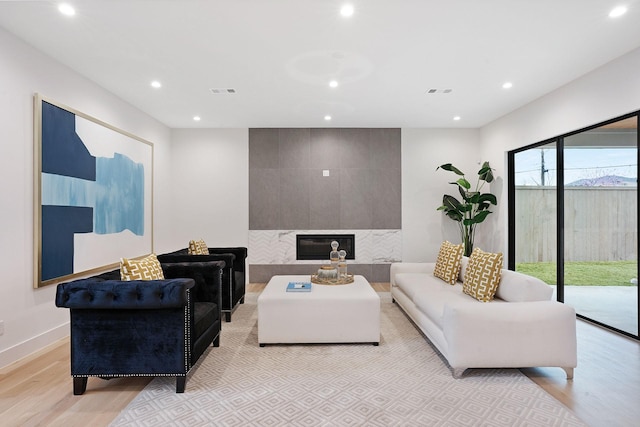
[55,260,224,394]
[159,247,247,322]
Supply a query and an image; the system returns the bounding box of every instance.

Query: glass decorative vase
[338,250,347,279]
[329,240,340,271]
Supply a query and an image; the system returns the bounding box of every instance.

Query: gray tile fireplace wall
[249,128,401,282]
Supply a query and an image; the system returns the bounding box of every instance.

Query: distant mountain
[567,175,637,187]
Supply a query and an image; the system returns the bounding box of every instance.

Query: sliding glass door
[563,117,638,336]
[509,113,638,339]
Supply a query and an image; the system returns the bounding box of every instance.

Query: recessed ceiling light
[329,80,339,88]
[150,80,162,88]
[609,5,627,18]
[193,116,201,121]
[324,115,332,121]
[502,82,513,89]
[340,4,354,17]
[58,3,75,16]
[453,116,461,121]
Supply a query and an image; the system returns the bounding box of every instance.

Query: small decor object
[338,250,348,279]
[311,240,354,284]
[286,281,312,292]
[436,162,497,257]
[433,241,464,285]
[329,240,340,270]
[317,265,338,279]
[463,248,503,302]
[310,273,355,285]
[120,253,164,281]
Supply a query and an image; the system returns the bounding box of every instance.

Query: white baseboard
[0,323,69,369]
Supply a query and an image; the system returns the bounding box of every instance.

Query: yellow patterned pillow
[120,253,165,281]
[463,248,503,302]
[433,241,464,285]
[188,239,209,255]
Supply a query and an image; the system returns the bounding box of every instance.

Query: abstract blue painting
[35,95,153,287]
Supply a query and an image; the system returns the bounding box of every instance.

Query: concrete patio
[554,286,638,336]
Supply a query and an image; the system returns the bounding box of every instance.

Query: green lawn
[516,261,638,286]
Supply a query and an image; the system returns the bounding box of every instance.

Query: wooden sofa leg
[73,377,88,395]
[562,367,574,380]
[176,376,186,393]
[213,335,220,347]
[225,312,232,322]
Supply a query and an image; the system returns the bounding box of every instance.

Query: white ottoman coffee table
[257,275,380,346]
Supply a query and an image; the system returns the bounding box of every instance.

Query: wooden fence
[515,187,637,262]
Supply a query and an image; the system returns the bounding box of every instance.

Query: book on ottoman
[286,282,312,292]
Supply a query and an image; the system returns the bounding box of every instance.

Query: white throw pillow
[495,269,553,302]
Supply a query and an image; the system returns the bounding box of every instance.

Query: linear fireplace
[296,234,355,260]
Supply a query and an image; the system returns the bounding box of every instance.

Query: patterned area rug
[111,293,586,426]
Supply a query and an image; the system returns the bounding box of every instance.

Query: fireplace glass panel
[296,234,355,260]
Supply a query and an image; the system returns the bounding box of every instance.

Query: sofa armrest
[443,301,577,369]
[55,278,194,309]
[390,263,435,287]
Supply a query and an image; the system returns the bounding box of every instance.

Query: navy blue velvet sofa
[158,247,247,322]
[55,260,224,394]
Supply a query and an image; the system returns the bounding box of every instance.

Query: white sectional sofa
[390,258,577,378]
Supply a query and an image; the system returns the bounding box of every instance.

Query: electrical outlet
[0,320,4,336]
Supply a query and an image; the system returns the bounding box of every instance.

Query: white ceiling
[1,0,640,129]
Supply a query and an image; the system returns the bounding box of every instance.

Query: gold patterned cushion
[120,253,165,281]
[463,248,503,302]
[188,239,209,255]
[433,241,464,285]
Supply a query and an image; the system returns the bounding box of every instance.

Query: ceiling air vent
[426,88,453,94]
[210,88,236,94]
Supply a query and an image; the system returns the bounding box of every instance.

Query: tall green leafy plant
[436,162,497,256]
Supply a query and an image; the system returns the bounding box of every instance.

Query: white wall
[401,129,481,262]
[0,28,172,368]
[480,47,640,261]
[168,129,249,250]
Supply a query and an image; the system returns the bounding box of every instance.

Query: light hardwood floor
[1,283,638,427]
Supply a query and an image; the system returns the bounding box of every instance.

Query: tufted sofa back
[55,278,194,310]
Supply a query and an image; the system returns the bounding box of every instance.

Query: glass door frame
[508,111,639,340]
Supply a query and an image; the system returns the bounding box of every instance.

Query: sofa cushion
[413,283,473,328]
[433,241,464,285]
[394,273,433,300]
[496,269,553,302]
[463,248,503,302]
[188,239,210,255]
[120,253,165,281]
